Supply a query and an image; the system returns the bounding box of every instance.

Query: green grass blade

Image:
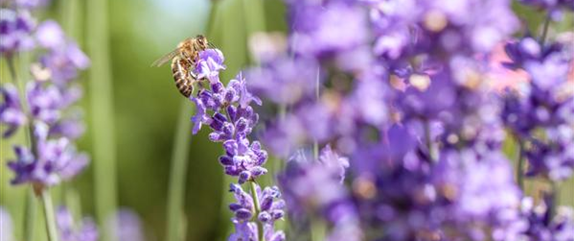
[87,0,118,240]
[165,101,193,241]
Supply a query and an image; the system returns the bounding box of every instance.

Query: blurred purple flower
[247,56,319,105]
[289,2,368,57]
[519,0,574,16]
[318,145,349,182]
[0,206,15,241]
[40,41,90,85]
[14,0,52,9]
[57,207,98,241]
[517,197,574,241]
[502,37,574,181]
[26,81,65,124]
[279,148,361,241]
[0,84,27,138]
[35,20,65,49]
[49,109,86,140]
[228,219,257,241]
[0,8,35,56]
[7,122,89,187]
[109,209,146,241]
[525,135,574,181]
[435,149,522,220]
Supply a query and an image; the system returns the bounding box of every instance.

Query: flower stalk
[250,181,264,241]
[516,140,525,190]
[23,190,37,241]
[540,12,552,46]
[423,120,437,162]
[40,189,60,241]
[7,56,38,241]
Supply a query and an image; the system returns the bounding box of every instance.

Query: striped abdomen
[171,57,193,97]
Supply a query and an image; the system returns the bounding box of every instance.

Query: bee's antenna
[208,42,217,49]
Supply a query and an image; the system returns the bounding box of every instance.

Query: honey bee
[151,35,211,97]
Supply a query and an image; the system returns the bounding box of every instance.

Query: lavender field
[1,0,574,241]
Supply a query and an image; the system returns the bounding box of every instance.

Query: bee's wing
[151,49,180,67]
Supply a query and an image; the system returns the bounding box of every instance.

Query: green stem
[549,181,558,219]
[540,12,551,47]
[165,101,192,241]
[516,141,525,190]
[7,56,38,241]
[7,57,18,84]
[310,218,326,241]
[313,69,320,160]
[87,0,117,240]
[40,189,60,241]
[423,120,436,162]
[23,189,37,241]
[250,181,265,241]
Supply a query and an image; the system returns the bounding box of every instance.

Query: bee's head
[196,35,209,48]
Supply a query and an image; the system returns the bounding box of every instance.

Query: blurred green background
[0,0,573,241]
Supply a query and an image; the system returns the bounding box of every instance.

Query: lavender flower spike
[189,47,284,240]
[0,8,35,57]
[0,84,27,138]
[57,206,99,241]
[228,183,285,241]
[7,122,89,187]
[108,209,146,241]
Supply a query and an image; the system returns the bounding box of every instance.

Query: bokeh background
[0,0,572,241]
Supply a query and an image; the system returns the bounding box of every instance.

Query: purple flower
[189,96,209,134]
[247,57,319,105]
[7,122,89,187]
[229,73,261,108]
[435,149,522,220]
[49,109,86,140]
[108,209,146,241]
[289,2,369,57]
[525,135,574,181]
[517,197,574,241]
[228,183,285,241]
[228,219,257,241]
[0,8,35,56]
[14,0,52,9]
[501,37,573,181]
[190,62,268,183]
[26,81,65,124]
[1,207,15,241]
[39,41,90,85]
[368,0,519,58]
[57,207,98,241]
[189,48,284,239]
[519,0,574,16]
[318,145,349,182]
[0,84,27,138]
[195,48,225,83]
[279,148,361,241]
[35,20,65,49]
